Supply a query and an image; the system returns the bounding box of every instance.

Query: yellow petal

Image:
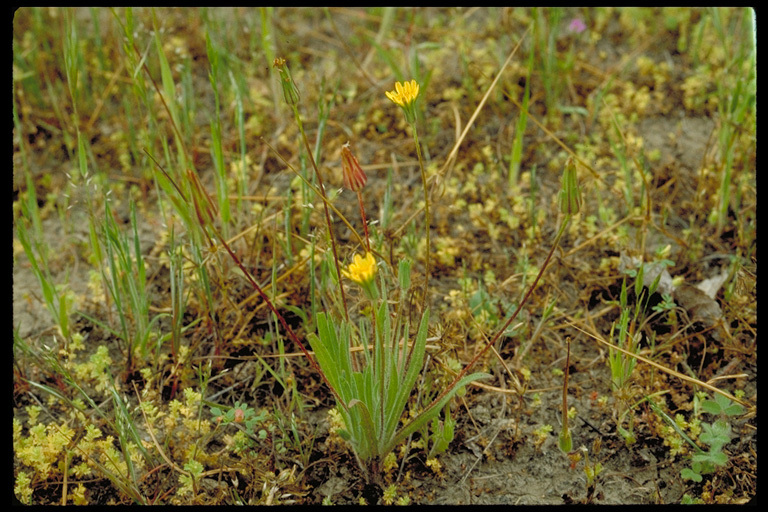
[410,80,419,100]
[406,80,416,99]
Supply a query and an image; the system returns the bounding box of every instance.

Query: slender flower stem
[385,80,428,311]
[562,337,571,429]
[274,57,349,321]
[559,336,572,453]
[356,190,371,252]
[292,107,350,322]
[411,126,430,313]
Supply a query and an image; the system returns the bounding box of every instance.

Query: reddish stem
[356,190,371,252]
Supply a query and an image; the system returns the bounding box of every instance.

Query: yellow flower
[385,79,420,108]
[386,80,420,124]
[342,252,377,286]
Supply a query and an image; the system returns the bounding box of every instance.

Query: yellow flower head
[386,79,420,108]
[386,80,420,124]
[342,252,377,286]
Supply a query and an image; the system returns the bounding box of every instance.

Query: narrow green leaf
[387,371,489,454]
[386,309,430,438]
[349,398,378,460]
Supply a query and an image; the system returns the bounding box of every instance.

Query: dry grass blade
[436,24,531,187]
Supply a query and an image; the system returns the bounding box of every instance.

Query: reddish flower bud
[341,142,367,192]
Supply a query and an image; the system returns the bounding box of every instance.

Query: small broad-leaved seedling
[211,401,268,441]
[649,392,744,484]
[681,393,745,483]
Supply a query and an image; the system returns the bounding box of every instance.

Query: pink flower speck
[567,18,587,34]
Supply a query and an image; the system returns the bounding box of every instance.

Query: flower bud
[273,57,300,106]
[341,142,367,192]
[559,156,581,215]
